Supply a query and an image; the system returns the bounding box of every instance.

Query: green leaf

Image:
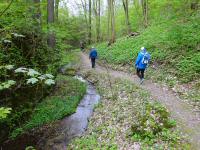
[44,79,55,85]
[0,107,12,119]
[27,78,39,84]
[27,69,41,77]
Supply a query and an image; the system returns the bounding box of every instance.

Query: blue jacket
[89,49,98,59]
[135,51,151,69]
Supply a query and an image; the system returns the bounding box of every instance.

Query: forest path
[80,52,200,148]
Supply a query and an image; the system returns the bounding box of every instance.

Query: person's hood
[141,47,147,53]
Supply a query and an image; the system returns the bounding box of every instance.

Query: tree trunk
[142,0,148,27]
[55,0,59,21]
[80,0,89,42]
[111,0,115,43]
[33,0,42,27]
[97,0,101,42]
[93,0,101,42]
[122,0,131,34]
[47,0,55,48]
[89,0,92,44]
[107,0,111,41]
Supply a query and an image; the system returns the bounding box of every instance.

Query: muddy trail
[81,52,200,148]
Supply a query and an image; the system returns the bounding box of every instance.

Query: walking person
[80,41,85,51]
[135,47,151,84]
[89,47,98,68]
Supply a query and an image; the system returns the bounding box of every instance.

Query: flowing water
[1,76,100,150]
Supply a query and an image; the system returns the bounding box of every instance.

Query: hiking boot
[140,78,144,84]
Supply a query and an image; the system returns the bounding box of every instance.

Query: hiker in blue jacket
[135,47,151,84]
[89,47,98,68]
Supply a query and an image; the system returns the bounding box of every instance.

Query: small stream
[43,76,100,149]
[1,76,100,150]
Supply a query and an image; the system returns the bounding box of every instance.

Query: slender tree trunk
[33,0,42,27]
[107,0,111,41]
[89,0,92,44]
[97,0,101,42]
[80,0,89,42]
[55,0,59,21]
[47,0,55,48]
[93,0,101,42]
[111,0,115,43]
[122,0,131,34]
[142,0,148,27]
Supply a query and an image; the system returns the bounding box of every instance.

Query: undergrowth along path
[81,52,200,148]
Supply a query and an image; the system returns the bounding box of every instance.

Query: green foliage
[69,135,118,150]
[177,53,200,82]
[131,102,186,147]
[25,146,36,150]
[0,80,16,90]
[132,102,176,139]
[0,107,12,119]
[95,12,200,82]
[11,75,86,138]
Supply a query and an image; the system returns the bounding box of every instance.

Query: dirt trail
[81,52,200,148]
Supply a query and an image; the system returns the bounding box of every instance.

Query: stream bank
[1,75,100,150]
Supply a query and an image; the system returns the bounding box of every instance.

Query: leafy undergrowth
[60,50,80,65]
[95,13,200,83]
[68,70,190,149]
[11,75,86,139]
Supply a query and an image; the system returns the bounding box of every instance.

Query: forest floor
[69,52,200,149]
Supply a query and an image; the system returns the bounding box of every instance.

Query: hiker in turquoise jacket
[135,47,151,84]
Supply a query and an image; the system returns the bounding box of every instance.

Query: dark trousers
[91,58,96,68]
[136,68,145,79]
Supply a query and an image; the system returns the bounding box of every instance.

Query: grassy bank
[11,52,86,138]
[95,13,200,83]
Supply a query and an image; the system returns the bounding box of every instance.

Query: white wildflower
[15,67,27,73]
[44,79,55,85]
[5,65,14,70]
[27,78,39,84]
[27,69,41,76]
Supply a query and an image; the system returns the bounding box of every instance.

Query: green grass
[95,13,200,83]
[11,75,86,138]
[69,71,190,149]
[60,50,80,65]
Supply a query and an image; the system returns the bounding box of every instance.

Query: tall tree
[107,0,115,44]
[107,0,111,41]
[89,0,92,44]
[80,0,89,43]
[122,0,131,34]
[55,0,59,21]
[47,0,55,48]
[110,0,115,43]
[33,0,42,27]
[141,0,148,27]
[93,0,101,42]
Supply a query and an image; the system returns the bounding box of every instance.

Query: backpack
[142,53,150,64]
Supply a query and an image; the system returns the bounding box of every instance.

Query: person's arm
[135,53,142,67]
